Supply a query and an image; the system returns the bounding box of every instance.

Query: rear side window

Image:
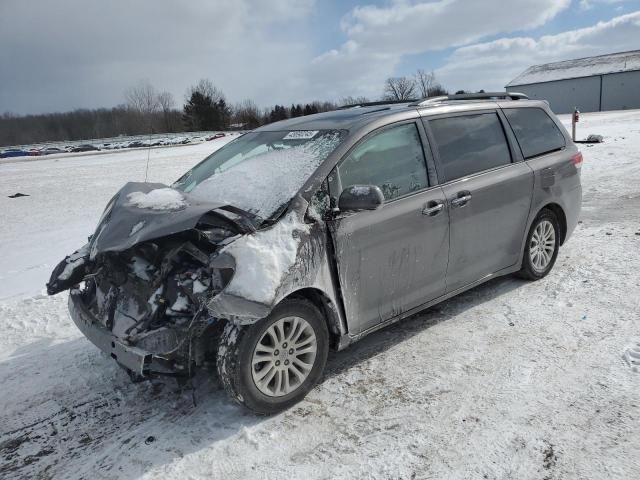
[337,123,428,201]
[428,113,512,183]
[503,108,566,159]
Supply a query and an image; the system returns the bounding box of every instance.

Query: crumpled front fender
[47,243,91,295]
[205,209,346,338]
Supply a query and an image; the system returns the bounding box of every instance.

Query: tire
[216,299,329,415]
[517,209,561,281]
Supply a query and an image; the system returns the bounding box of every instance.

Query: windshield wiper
[209,206,260,233]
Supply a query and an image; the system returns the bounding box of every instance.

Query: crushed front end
[47,182,251,379]
[65,236,231,377]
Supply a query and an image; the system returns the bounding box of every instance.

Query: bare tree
[429,84,449,96]
[125,80,160,131]
[157,91,175,131]
[187,78,225,103]
[340,95,370,106]
[157,91,174,112]
[383,77,417,101]
[232,99,261,129]
[415,69,434,98]
[313,100,337,112]
[415,69,448,98]
[125,81,159,116]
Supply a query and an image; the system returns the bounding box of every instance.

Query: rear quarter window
[503,108,566,159]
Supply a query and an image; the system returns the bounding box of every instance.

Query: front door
[426,111,534,292]
[329,122,450,334]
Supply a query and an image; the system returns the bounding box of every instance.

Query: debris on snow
[586,134,604,143]
[622,340,640,372]
[8,192,29,198]
[126,188,186,211]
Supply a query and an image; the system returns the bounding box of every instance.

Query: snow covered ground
[1,111,639,479]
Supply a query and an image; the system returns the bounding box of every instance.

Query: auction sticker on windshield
[283,130,319,140]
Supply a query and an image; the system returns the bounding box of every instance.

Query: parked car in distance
[206,132,226,141]
[48,92,582,414]
[71,144,100,153]
[41,147,66,155]
[0,148,29,158]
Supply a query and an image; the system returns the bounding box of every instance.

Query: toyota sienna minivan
[48,92,582,414]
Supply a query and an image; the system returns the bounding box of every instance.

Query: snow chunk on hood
[222,212,308,304]
[126,188,186,211]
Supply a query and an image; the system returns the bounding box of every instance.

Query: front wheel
[518,209,560,281]
[216,299,329,415]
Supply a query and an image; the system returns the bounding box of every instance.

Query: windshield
[174,129,345,221]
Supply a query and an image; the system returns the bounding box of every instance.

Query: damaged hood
[89,182,250,257]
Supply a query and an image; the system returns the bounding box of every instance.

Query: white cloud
[342,0,570,54]
[304,42,400,101]
[435,11,640,92]
[0,0,316,114]
[309,0,570,100]
[579,0,629,11]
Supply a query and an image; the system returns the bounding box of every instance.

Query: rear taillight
[571,152,583,168]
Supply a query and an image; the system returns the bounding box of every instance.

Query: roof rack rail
[411,92,528,106]
[338,99,418,109]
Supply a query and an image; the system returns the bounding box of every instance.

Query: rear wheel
[518,209,560,280]
[216,299,329,414]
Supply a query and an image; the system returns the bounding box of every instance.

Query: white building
[506,50,640,114]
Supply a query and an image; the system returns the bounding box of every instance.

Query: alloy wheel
[251,316,318,397]
[529,219,556,272]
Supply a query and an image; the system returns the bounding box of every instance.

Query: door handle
[422,201,444,216]
[450,192,472,207]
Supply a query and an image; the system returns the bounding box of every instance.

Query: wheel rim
[251,316,317,397]
[529,219,556,272]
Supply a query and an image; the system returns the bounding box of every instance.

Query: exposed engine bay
[46,182,258,377]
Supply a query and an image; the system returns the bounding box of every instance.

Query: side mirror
[338,185,384,212]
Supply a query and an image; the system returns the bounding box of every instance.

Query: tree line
[1,71,453,147]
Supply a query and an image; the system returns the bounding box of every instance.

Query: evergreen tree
[183,91,231,130]
[183,92,212,130]
[182,80,231,131]
[303,103,319,116]
[268,105,288,123]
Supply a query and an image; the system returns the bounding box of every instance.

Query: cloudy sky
[1,0,639,115]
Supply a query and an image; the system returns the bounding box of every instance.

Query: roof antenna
[144,120,152,182]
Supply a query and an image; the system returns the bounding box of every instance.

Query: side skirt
[335,264,521,351]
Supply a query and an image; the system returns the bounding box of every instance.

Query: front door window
[337,123,429,200]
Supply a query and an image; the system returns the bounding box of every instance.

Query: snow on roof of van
[506,50,640,87]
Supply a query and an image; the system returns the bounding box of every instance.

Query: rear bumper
[68,290,180,376]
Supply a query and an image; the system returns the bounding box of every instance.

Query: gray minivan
[48,93,582,414]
